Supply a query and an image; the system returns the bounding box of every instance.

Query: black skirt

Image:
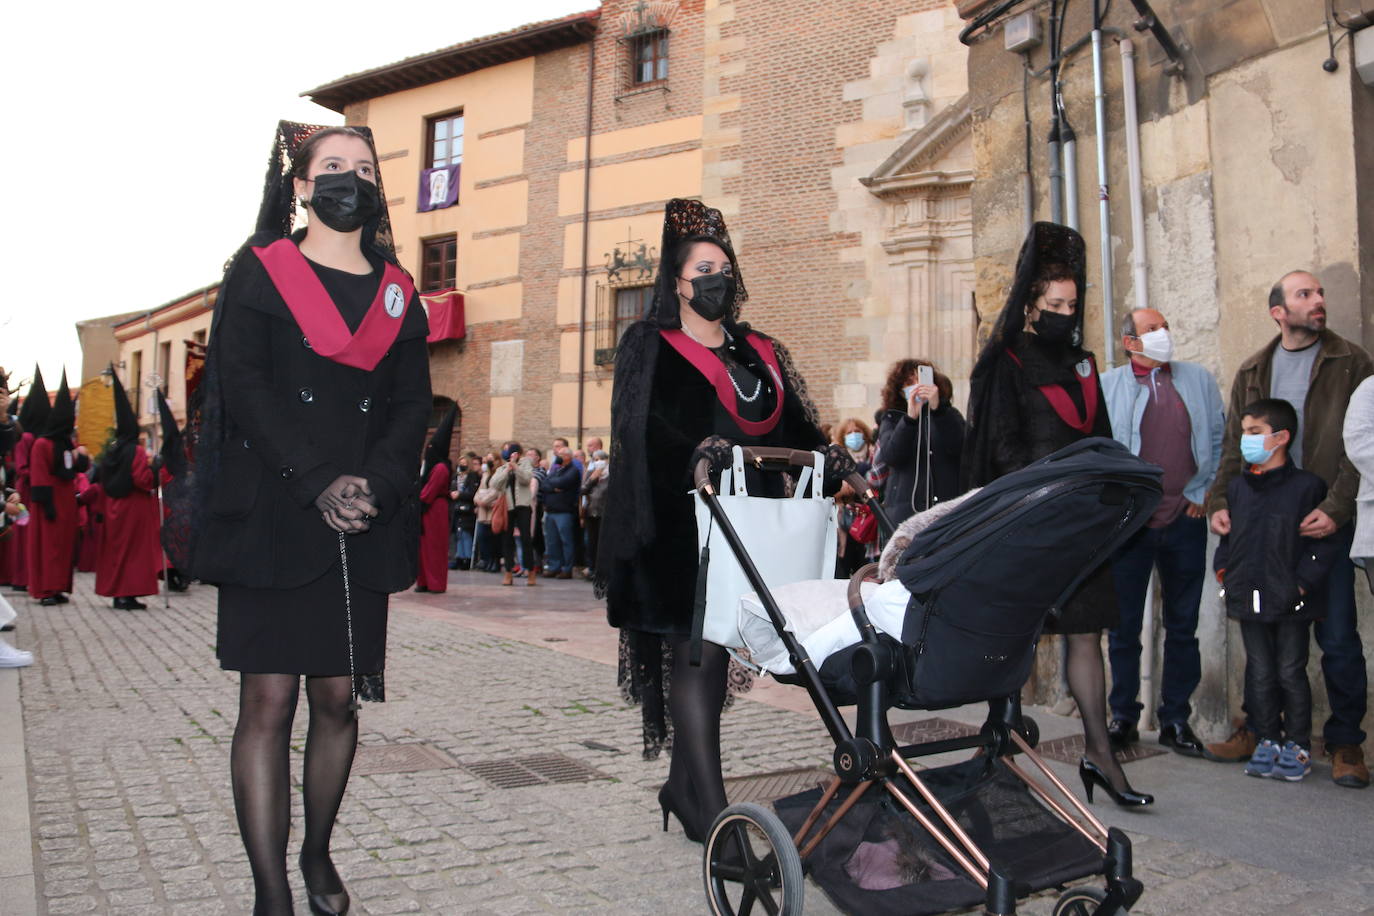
[217,564,388,676]
[1042,562,1118,634]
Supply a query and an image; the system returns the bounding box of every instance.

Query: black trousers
[501,506,532,572]
[1240,618,1312,747]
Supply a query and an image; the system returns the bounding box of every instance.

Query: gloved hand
[31,485,55,521]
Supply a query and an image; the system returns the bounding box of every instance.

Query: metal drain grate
[890,717,982,745]
[352,742,458,776]
[463,753,611,789]
[1035,733,1166,766]
[724,767,833,805]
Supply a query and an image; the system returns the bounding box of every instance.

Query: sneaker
[1271,741,1311,781]
[1204,718,1259,762]
[1244,738,1281,777]
[1328,744,1371,789]
[0,639,33,668]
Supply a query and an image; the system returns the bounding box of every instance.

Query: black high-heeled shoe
[299,854,350,916]
[658,784,704,843]
[1079,757,1154,807]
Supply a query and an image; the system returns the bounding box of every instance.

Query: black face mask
[682,271,736,322]
[1032,310,1078,345]
[308,171,380,233]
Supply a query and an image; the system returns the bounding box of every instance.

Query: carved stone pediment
[861,93,973,200]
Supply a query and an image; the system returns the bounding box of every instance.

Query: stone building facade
[303,0,975,451]
[957,0,1374,748]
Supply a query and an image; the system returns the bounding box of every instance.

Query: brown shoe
[1202,718,1257,762]
[557,571,573,579]
[527,568,538,586]
[502,570,514,586]
[1329,744,1370,788]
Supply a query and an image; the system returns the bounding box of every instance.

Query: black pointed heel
[1079,757,1153,807]
[658,784,704,843]
[300,855,350,916]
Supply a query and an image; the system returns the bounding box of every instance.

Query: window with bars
[630,29,669,85]
[595,283,653,365]
[427,113,464,169]
[421,235,457,292]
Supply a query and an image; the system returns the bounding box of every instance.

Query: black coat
[605,326,824,636]
[875,404,966,526]
[192,248,431,592]
[453,470,480,532]
[1214,461,1342,622]
[540,460,581,514]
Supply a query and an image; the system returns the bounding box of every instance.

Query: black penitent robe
[604,322,824,637]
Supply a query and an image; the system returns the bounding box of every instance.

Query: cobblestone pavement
[3,570,1372,915]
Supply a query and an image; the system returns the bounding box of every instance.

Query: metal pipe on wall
[1061,120,1079,231]
[575,34,597,447]
[1121,39,1148,312]
[1091,0,1115,367]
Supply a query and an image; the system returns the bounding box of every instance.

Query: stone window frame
[594,280,654,365]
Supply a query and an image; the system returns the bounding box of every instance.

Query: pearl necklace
[681,324,763,403]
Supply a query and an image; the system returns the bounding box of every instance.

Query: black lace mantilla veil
[188,120,396,702]
[964,221,1088,489]
[600,199,822,757]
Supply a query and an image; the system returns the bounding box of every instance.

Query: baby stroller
[691,437,1161,916]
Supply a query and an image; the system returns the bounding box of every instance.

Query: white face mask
[1135,327,1174,363]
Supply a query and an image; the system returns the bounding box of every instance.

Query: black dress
[208,248,430,677]
[605,324,825,637]
[969,334,1118,633]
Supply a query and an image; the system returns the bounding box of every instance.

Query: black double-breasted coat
[191,239,431,594]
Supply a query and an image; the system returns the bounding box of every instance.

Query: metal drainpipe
[1061,118,1079,231]
[1091,0,1115,367]
[1047,117,1063,226]
[575,34,597,448]
[1121,40,1148,312]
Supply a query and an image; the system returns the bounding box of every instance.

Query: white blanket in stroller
[736,492,975,676]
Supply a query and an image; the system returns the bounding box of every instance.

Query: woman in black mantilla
[965,221,1152,809]
[600,199,826,841]
[191,122,431,915]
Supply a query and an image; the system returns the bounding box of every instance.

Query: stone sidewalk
[0,570,1370,915]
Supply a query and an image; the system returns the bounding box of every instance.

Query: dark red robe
[27,437,77,599]
[94,450,168,598]
[6,432,33,588]
[415,462,451,592]
[74,472,99,573]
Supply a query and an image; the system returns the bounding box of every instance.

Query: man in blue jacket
[1100,307,1225,756]
[540,441,582,579]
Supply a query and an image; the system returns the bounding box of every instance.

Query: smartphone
[918,365,934,388]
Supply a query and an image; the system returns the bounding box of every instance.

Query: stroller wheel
[1052,885,1109,915]
[704,803,804,916]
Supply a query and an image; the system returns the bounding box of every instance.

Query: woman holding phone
[872,359,965,527]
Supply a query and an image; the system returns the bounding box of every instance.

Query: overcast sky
[0,0,591,394]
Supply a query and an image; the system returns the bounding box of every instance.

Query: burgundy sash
[251,239,414,372]
[660,329,784,436]
[1005,348,1100,435]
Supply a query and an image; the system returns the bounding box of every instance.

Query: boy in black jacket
[1214,399,1343,781]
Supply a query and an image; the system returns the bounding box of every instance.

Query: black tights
[666,638,731,838]
[1066,632,1133,792]
[231,674,356,916]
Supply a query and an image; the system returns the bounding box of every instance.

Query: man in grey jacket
[1100,307,1225,756]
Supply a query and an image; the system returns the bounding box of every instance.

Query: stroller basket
[694,439,1161,916]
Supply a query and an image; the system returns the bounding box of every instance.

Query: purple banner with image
[418,164,460,212]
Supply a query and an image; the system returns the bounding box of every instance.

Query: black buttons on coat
[280,466,294,479]
[298,387,314,403]
[358,397,372,413]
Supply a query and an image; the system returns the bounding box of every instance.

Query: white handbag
[692,446,839,649]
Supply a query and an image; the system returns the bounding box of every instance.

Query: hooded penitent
[421,405,457,480]
[99,367,140,499]
[17,366,49,438]
[964,221,1097,489]
[156,387,194,571]
[42,371,79,482]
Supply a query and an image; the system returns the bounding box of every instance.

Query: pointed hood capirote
[421,405,457,479]
[17,365,49,435]
[42,370,81,482]
[100,367,141,498]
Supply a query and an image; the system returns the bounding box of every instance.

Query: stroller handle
[692,445,875,501]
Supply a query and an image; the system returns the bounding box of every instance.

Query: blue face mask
[844,432,865,451]
[1240,433,1275,465]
